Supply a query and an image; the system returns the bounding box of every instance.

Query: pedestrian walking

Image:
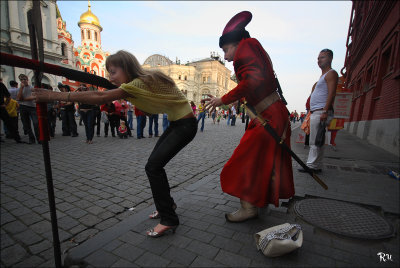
[33,50,197,237]
[196,99,206,132]
[205,11,294,222]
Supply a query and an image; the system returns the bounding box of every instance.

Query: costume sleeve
[221,39,266,105]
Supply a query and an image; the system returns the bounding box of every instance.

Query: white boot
[225,199,258,222]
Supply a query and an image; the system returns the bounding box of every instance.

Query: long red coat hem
[220,101,295,208]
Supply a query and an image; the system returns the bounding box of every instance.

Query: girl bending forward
[33,50,197,237]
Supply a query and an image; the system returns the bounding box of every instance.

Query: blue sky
[57,1,353,112]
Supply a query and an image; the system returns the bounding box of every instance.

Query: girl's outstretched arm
[33,88,132,105]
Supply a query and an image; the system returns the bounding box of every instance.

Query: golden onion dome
[78,1,102,31]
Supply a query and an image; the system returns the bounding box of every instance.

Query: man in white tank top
[299,49,338,173]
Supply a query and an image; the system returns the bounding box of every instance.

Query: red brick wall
[345,1,400,122]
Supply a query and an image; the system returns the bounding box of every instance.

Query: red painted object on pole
[36,102,50,141]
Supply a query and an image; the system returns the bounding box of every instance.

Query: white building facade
[143,54,237,105]
[0,0,64,87]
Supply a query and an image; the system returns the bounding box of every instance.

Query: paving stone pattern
[1,117,399,267]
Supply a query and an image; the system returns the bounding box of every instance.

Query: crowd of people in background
[1,76,254,144]
[2,74,314,145]
[289,110,307,124]
[0,76,171,144]
[1,77,318,147]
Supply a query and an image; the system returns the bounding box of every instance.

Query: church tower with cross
[57,1,110,90]
[74,0,109,80]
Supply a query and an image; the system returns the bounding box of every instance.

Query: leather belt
[254,91,281,114]
[310,109,323,114]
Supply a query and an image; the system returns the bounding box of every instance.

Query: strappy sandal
[146,225,177,238]
[149,203,177,219]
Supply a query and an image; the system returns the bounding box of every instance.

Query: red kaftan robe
[220,38,294,208]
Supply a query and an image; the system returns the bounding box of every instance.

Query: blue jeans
[227,115,231,126]
[127,111,133,130]
[197,112,206,131]
[162,114,169,132]
[231,115,236,126]
[148,114,159,136]
[19,105,39,142]
[80,109,95,141]
[136,115,146,138]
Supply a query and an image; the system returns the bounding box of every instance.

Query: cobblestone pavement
[1,117,399,267]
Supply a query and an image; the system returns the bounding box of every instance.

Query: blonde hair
[106,50,175,87]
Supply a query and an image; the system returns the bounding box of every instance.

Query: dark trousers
[136,115,146,138]
[61,109,78,136]
[231,115,236,126]
[47,109,57,137]
[145,118,197,226]
[0,107,20,142]
[20,105,39,142]
[104,122,109,136]
[148,114,159,136]
[80,110,95,141]
[94,109,101,136]
[108,114,120,137]
[305,134,310,146]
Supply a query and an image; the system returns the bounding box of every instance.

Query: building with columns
[143,53,237,105]
[1,0,236,101]
[0,0,110,91]
[0,0,64,87]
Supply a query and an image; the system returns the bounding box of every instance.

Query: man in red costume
[205,11,294,222]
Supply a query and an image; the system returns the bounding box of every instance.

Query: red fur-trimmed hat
[219,11,252,48]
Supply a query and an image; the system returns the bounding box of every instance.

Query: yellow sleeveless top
[120,78,193,121]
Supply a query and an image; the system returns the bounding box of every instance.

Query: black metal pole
[41,141,62,268]
[28,3,62,267]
